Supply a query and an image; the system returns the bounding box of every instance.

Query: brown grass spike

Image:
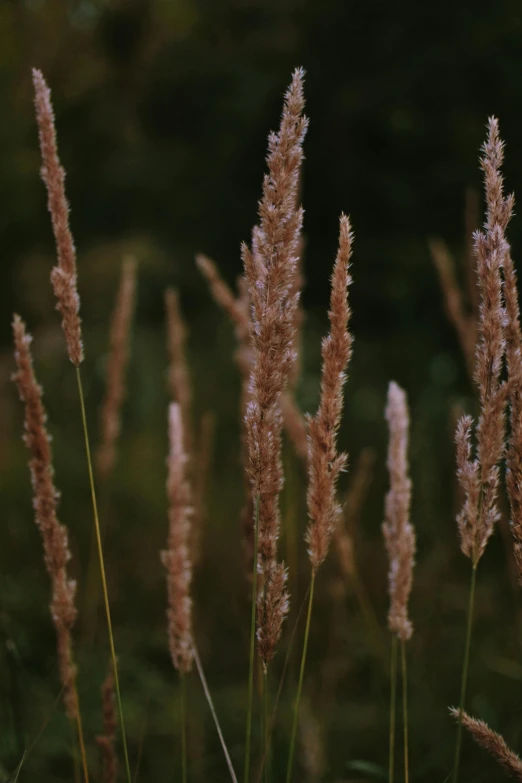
[32,69,83,367]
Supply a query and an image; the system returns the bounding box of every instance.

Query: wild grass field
[4,4,522,783]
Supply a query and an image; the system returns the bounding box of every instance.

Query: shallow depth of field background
[2,1,522,781]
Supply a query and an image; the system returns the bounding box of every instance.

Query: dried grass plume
[306,214,353,572]
[242,68,307,664]
[12,314,78,717]
[97,257,137,480]
[161,402,193,674]
[455,117,512,565]
[450,709,522,781]
[32,69,83,366]
[382,381,415,641]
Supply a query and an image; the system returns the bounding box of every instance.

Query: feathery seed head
[32,69,83,366]
[161,403,193,674]
[306,214,353,571]
[12,314,78,717]
[382,381,415,642]
[97,258,137,480]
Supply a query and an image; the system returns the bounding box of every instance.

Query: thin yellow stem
[400,640,409,783]
[244,494,260,783]
[453,562,477,783]
[286,570,316,783]
[263,668,269,783]
[76,367,132,783]
[255,586,311,783]
[69,717,81,783]
[72,681,89,783]
[192,640,238,783]
[181,673,187,783]
[388,636,398,783]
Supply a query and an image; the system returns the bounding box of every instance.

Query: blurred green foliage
[2,1,522,781]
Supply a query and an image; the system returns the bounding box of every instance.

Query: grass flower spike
[97,258,137,480]
[383,382,415,643]
[162,402,193,674]
[32,69,83,367]
[12,314,88,781]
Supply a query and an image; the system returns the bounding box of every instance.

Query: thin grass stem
[181,673,187,783]
[389,636,398,783]
[81,486,111,648]
[75,366,132,783]
[452,563,478,783]
[244,494,260,783]
[263,668,269,783]
[400,640,409,783]
[255,586,311,783]
[192,640,238,783]
[69,717,81,783]
[72,682,89,783]
[286,570,316,783]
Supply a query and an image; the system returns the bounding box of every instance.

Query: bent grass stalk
[286,570,316,783]
[244,494,260,783]
[389,636,398,783]
[192,640,238,783]
[76,367,132,783]
[453,563,478,783]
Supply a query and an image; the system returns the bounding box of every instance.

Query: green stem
[192,640,238,783]
[76,367,132,783]
[263,668,269,783]
[286,570,316,783]
[72,680,89,783]
[244,494,260,783]
[389,636,398,783]
[400,640,409,783]
[69,717,81,783]
[452,562,477,783]
[181,674,187,783]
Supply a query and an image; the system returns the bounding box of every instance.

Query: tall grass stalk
[180,674,187,783]
[69,717,81,783]
[244,494,260,783]
[452,563,477,783]
[192,640,238,783]
[400,640,409,783]
[263,669,269,783]
[76,367,132,783]
[388,636,398,783]
[72,684,89,783]
[286,570,316,783]
[255,585,311,783]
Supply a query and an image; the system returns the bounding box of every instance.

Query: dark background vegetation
[2,1,522,780]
